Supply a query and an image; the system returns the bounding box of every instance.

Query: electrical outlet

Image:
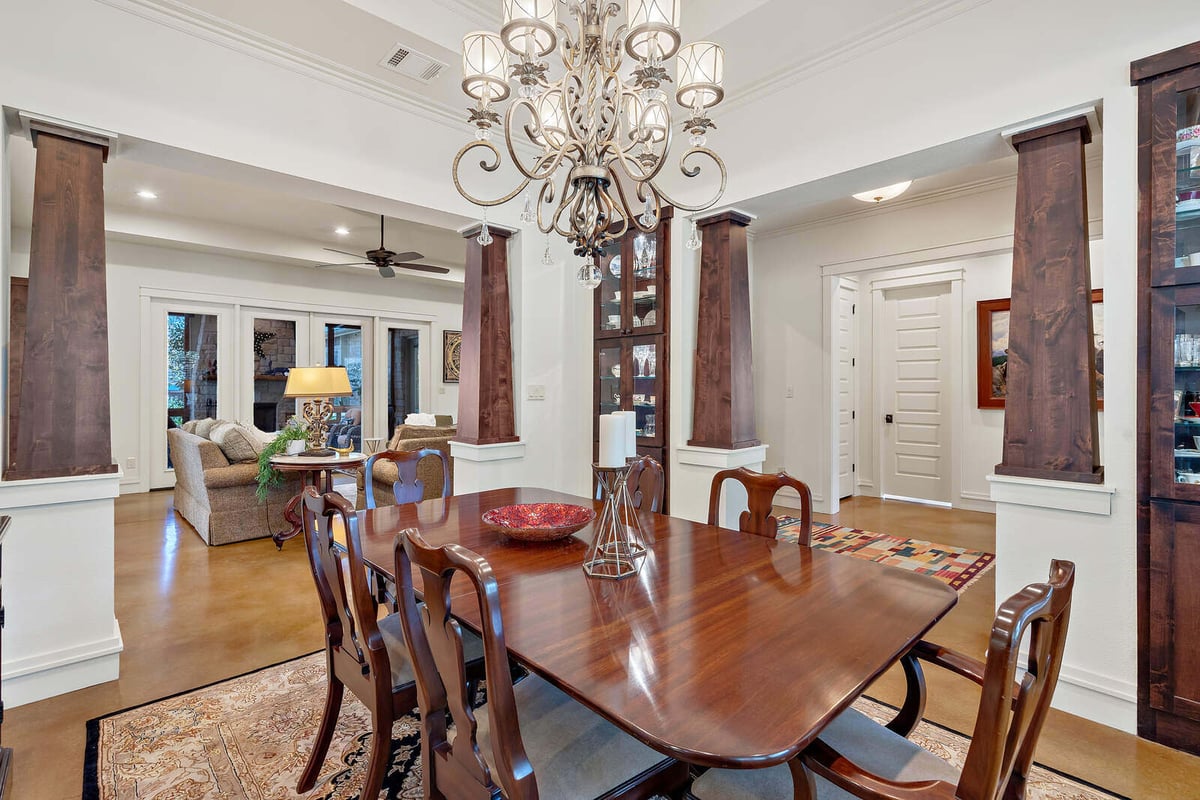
[527,385,546,400]
[785,385,794,399]
[125,456,137,472]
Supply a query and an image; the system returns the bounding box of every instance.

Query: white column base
[987,472,1135,733]
[450,440,528,494]
[674,444,769,525]
[0,470,123,706]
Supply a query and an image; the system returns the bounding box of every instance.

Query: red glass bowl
[482,503,595,542]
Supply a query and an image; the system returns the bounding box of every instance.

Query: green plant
[256,416,308,502]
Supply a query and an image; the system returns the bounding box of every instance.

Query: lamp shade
[532,89,567,150]
[501,0,557,57]
[677,41,724,110]
[283,366,353,398]
[462,31,510,102]
[625,93,669,144]
[626,0,681,61]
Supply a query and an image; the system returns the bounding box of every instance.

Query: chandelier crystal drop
[685,216,701,250]
[454,0,728,260]
[542,231,555,265]
[577,261,603,288]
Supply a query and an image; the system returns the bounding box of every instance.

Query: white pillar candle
[615,410,637,459]
[598,414,625,467]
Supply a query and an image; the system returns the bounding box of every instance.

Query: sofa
[167,426,299,545]
[367,422,456,506]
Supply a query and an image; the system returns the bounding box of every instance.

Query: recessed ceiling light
[852,180,912,204]
[334,226,351,236]
[136,189,158,200]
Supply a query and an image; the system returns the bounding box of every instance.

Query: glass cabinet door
[1152,285,1200,498]
[629,215,668,336]
[595,343,624,441]
[629,335,664,448]
[1152,76,1200,286]
[595,239,624,337]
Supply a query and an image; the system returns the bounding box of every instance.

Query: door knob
[885,414,894,424]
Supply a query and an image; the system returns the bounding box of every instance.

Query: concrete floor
[6,491,1200,798]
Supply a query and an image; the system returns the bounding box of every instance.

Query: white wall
[9,233,464,494]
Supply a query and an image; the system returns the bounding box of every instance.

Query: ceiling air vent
[378,43,447,83]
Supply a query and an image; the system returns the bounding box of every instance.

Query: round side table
[269,452,366,549]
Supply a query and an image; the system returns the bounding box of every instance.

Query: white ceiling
[7,131,469,281]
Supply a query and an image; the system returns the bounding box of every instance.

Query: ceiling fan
[315,214,449,277]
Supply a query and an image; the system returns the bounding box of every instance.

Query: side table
[269,452,366,549]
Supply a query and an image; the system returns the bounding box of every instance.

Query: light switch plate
[527,385,546,400]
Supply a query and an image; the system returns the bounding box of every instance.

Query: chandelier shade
[625,0,682,61]
[501,0,557,57]
[461,31,509,102]
[677,41,725,110]
[453,0,729,263]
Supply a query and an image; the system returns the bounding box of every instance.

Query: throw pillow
[180,419,200,434]
[404,412,438,427]
[209,421,263,463]
[193,418,219,439]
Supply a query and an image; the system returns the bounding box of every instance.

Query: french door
[239,309,311,431]
[375,320,432,433]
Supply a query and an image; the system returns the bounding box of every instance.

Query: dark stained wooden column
[996,115,1102,484]
[455,225,519,446]
[7,125,117,480]
[689,211,760,449]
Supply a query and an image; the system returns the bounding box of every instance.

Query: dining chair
[687,559,1076,800]
[394,528,688,800]
[707,466,813,545]
[296,487,481,799]
[364,448,451,508]
[593,454,666,512]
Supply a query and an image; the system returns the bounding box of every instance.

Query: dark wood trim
[1133,40,1200,84]
[455,227,519,447]
[689,211,759,449]
[7,132,116,481]
[1009,115,1092,148]
[6,278,28,474]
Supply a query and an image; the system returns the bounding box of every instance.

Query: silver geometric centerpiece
[584,463,648,580]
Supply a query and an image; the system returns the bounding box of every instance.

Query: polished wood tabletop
[357,487,958,769]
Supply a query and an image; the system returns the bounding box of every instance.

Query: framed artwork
[442,330,462,383]
[976,289,1103,409]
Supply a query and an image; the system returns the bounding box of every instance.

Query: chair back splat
[365,447,451,507]
[593,455,666,513]
[707,466,814,545]
[396,529,536,799]
[960,559,1075,800]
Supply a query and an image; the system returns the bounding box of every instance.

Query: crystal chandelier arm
[450,139,533,207]
[645,146,728,212]
[504,97,572,181]
[606,173,659,234]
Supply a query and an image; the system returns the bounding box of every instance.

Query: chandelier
[453,0,727,273]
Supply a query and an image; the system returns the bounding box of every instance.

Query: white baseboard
[1052,663,1137,734]
[956,491,996,514]
[3,620,123,707]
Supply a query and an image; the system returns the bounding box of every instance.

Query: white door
[837,279,858,498]
[879,284,951,504]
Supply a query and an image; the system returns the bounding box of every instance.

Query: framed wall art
[977,288,1103,409]
[442,330,462,383]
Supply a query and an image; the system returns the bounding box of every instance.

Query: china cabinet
[1135,39,1200,755]
[594,210,671,507]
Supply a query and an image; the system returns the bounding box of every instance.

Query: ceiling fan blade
[315,261,372,269]
[378,264,396,278]
[390,251,423,262]
[324,247,367,259]
[395,262,451,274]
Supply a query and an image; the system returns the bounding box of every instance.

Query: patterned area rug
[85,653,1123,800]
[778,517,996,593]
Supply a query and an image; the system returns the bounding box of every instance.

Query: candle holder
[584,463,648,580]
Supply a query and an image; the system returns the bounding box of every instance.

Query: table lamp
[283,366,353,448]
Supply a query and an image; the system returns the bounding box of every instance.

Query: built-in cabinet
[593,210,671,506]
[1135,40,1200,756]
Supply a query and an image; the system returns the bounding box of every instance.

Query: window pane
[325,323,362,449]
[1177,87,1200,267]
[388,328,420,429]
[167,312,218,467]
[1174,303,1200,484]
[252,319,296,431]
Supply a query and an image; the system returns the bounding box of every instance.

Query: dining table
[355,486,958,770]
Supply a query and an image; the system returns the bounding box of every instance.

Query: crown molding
[722,0,994,115]
[439,0,497,29]
[94,0,467,132]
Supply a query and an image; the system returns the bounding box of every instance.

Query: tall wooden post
[996,115,1102,483]
[689,211,760,449]
[455,225,518,445]
[7,123,117,480]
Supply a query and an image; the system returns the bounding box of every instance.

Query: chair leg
[298,674,345,792]
[362,709,395,800]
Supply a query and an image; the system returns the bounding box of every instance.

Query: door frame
[373,317,433,434]
[867,269,963,507]
[311,314,374,441]
[238,308,313,427]
[836,276,859,501]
